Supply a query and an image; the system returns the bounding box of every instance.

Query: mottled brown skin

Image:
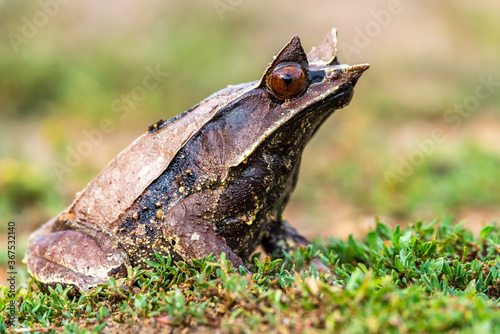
[25,29,368,291]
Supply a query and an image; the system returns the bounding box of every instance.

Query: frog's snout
[341,64,370,86]
[344,64,370,77]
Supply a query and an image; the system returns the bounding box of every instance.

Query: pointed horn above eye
[259,34,308,87]
[307,28,339,65]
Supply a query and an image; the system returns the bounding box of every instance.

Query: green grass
[3,219,500,333]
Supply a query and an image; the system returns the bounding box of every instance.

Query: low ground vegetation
[2,218,500,333]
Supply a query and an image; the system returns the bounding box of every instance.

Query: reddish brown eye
[269,63,307,99]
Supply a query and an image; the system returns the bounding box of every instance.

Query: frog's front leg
[25,228,130,292]
[261,220,330,273]
[162,189,245,270]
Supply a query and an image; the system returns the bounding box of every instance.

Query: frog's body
[25,29,368,291]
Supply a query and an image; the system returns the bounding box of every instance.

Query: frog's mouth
[302,63,369,115]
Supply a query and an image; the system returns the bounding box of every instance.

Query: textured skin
[25,29,368,291]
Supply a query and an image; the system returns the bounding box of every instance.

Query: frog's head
[201,28,369,169]
[255,28,369,141]
[260,28,368,108]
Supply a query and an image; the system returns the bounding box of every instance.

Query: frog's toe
[26,256,108,292]
[25,230,129,292]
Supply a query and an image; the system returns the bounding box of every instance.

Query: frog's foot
[261,219,331,275]
[25,229,130,292]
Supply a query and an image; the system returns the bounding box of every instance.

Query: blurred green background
[1,0,500,253]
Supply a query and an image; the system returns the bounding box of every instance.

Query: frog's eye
[269,63,307,99]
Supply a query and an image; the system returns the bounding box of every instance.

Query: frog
[25,28,368,292]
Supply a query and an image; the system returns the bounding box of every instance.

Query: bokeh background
[1,0,500,272]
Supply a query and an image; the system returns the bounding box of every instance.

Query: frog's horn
[307,28,339,66]
[259,34,308,88]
